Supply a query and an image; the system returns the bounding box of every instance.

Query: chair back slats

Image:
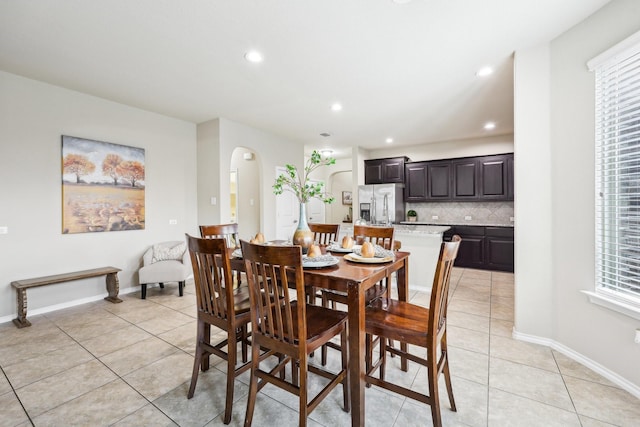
[186,234,234,323]
[353,224,395,250]
[429,235,461,342]
[242,242,350,426]
[309,223,340,245]
[241,241,306,349]
[200,223,240,248]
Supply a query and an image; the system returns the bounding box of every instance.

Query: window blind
[593,35,640,304]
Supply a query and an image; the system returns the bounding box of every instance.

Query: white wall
[513,45,554,338]
[212,118,304,239]
[368,134,514,162]
[0,71,197,322]
[230,147,260,239]
[549,0,640,389]
[196,119,221,225]
[514,0,640,391]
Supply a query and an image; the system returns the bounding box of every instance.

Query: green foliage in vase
[273,151,336,204]
[407,210,418,217]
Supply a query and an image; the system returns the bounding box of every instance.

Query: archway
[328,170,353,223]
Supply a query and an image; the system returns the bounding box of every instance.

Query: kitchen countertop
[399,221,514,228]
[340,223,450,235]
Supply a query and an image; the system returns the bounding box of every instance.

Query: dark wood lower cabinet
[485,227,515,271]
[444,226,514,272]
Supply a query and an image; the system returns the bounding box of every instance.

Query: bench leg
[13,288,31,328]
[104,272,123,304]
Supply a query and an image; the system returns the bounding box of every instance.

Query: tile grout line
[486,269,493,427]
[0,364,35,426]
[550,350,587,427]
[40,299,197,426]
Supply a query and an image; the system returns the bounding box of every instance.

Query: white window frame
[584,30,640,321]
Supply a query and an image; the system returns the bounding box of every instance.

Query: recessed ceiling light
[331,103,343,112]
[484,122,496,130]
[476,66,493,77]
[386,138,394,144]
[319,149,334,157]
[244,50,263,63]
[392,0,414,4]
[320,132,331,137]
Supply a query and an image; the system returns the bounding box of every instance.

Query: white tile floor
[1,267,639,426]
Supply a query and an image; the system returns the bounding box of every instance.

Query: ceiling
[0,0,610,157]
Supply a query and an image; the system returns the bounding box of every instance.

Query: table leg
[347,282,365,426]
[397,258,408,372]
[104,272,123,303]
[13,288,31,328]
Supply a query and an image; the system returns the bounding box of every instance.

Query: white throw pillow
[151,242,186,263]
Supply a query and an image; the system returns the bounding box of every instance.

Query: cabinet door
[382,158,406,183]
[404,162,428,202]
[479,155,508,199]
[455,236,485,268]
[427,161,452,200]
[485,227,514,272]
[452,158,479,199]
[364,160,383,184]
[507,154,514,200]
[453,226,484,267]
[485,237,514,272]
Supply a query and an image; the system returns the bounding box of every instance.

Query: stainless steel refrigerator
[357,183,405,225]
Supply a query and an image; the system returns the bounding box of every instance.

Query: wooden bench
[11,266,122,328]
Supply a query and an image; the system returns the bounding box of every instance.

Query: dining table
[229,244,410,427]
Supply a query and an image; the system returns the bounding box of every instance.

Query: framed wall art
[342,191,352,205]
[61,135,145,234]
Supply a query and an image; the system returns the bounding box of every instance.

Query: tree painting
[118,160,145,187]
[63,154,96,183]
[61,136,145,234]
[102,153,123,185]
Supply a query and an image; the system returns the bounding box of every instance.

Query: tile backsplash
[405,201,514,227]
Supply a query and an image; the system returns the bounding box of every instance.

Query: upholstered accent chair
[138,240,191,299]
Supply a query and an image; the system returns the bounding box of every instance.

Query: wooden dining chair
[185,234,264,425]
[306,223,340,304]
[308,223,340,245]
[365,235,461,427]
[320,224,397,365]
[200,223,243,286]
[240,240,350,427]
[353,224,395,250]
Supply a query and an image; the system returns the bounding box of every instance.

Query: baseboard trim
[512,328,640,399]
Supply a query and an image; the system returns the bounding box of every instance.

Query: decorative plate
[326,244,361,253]
[343,253,394,264]
[302,254,340,268]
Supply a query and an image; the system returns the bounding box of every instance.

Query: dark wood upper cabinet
[479,155,509,199]
[364,156,409,184]
[507,155,514,200]
[364,160,384,184]
[404,162,428,201]
[427,161,452,199]
[403,153,513,202]
[452,158,479,199]
[404,160,452,201]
